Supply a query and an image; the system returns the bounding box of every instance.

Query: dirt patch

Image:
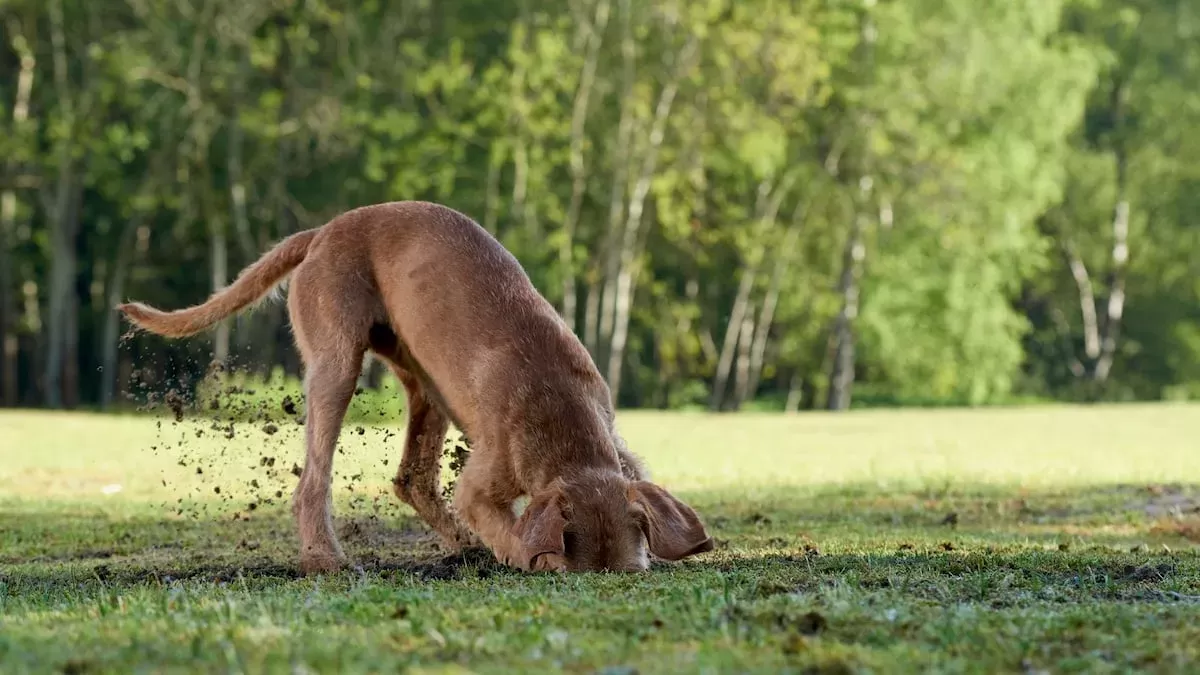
[1135,485,1200,518]
[71,544,503,587]
[1011,484,1200,524]
[1121,562,1175,582]
[338,516,428,549]
[403,545,503,581]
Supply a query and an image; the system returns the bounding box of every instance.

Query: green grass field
[2,403,1200,674]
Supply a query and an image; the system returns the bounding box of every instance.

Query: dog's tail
[118,228,319,338]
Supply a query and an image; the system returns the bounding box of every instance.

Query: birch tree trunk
[605,36,699,401]
[583,273,603,357]
[593,0,637,362]
[784,372,805,413]
[1059,76,1130,386]
[709,174,796,411]
[1063,239,1101,362]
[729,310,757,410]
[740,204,807,406]
[559,0,611,332]
[710,265,759,411]
[508,4,536,240]
[1093,80,1131,383]
[827,6,876,412]
[827,178,871,411]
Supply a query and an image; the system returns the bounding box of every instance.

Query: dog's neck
[531,432,625,488]
[517,411,626,493]
[540,464,628,510]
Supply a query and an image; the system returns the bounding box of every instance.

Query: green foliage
[0,0,1197,410]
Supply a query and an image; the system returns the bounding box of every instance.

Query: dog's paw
[493,550,526,571]
[531,553,567,573]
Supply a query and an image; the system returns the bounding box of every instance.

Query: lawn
[2,402,1199,674]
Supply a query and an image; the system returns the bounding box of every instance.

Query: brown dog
[119,201,713,574]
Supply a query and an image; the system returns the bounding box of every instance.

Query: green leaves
[1,0,1197,408]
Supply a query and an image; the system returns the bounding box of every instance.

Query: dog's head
[512,473,713,572]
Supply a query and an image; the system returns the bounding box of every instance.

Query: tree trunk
[42,0,77,408]
[1059,76,1131,386]
[827,180,871,411]
[1063,240,1101,362]
[709,175,796,411]
[0,185,18,404]
[0,24,35,406]
[710,267,758,411]
[605,36,699,401]
[484,147,502,235]
[559,0,611,333]
[99,218,142,408]
[729,310,757,410]
[511,137,530,231]
[784,371,804,413]
[210,221,231,364]
[507,4,537,241]
[594,0,637,363]
[43,171,81,409]
[583,273,602,358]
[228,99,261,359]
[827,0,878,412]
[227,53,257,260]
[357,353,383,390]
[744,204,807,401]
[742,275,781,405]
[19,279,42,401]
[1093,87,1130,382]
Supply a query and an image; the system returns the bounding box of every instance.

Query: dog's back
[310,201,616,463]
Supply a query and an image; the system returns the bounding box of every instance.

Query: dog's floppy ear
[513,485,568,569]
[628,481,714,561]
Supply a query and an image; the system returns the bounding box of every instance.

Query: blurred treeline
[0,0,1197,412]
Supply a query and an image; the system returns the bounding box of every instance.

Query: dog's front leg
[451,451,527,569]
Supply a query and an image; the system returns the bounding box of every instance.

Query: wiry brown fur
[119,201,713,575]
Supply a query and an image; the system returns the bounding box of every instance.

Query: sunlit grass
[1,403,1198,673]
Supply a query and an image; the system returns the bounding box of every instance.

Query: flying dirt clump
[164,389,185,422]
[441,435,472,500]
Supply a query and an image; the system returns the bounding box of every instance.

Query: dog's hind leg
[288,272,373,575]
[379,355,477,551]
[292,352,363,574]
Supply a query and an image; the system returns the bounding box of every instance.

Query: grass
[2,401,1199,674]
